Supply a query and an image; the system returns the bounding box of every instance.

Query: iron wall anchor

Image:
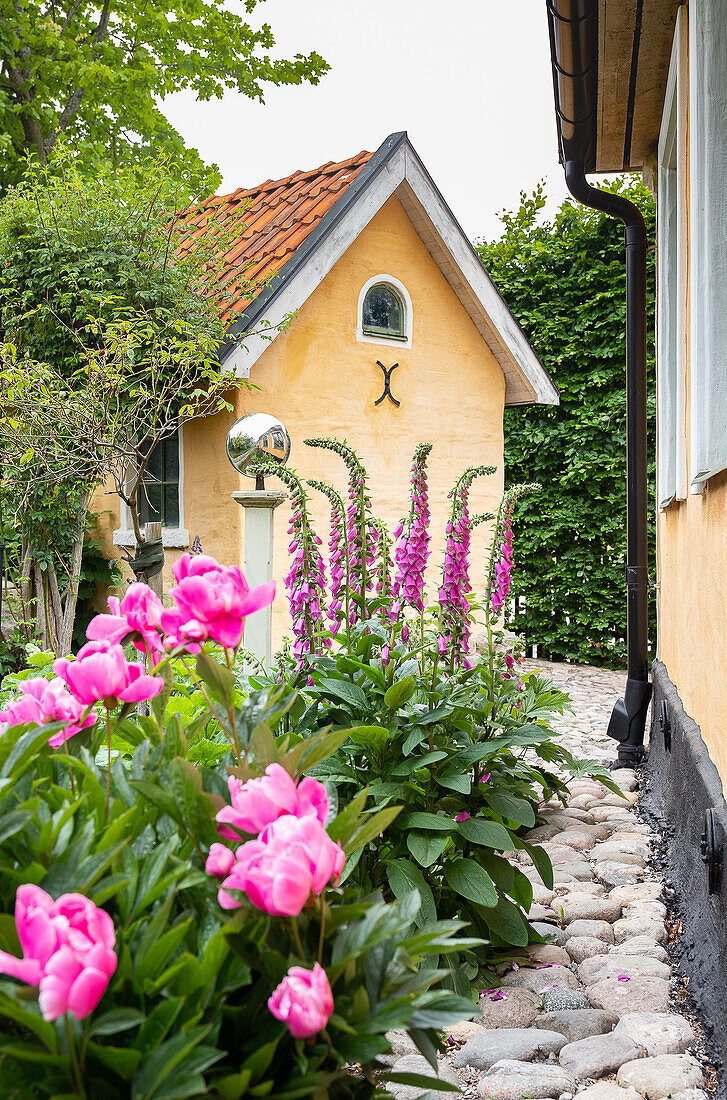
[659,698,672,753]
[375,361,400,407]
[700,808,723,895]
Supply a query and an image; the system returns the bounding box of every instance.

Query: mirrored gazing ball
[225,413,291,478]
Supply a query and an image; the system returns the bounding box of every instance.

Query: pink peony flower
[162,553,275,651]
[219,838,313,915]
[53,640,163,707]
[218,815,345,916]
[216,764,329,840]
[268,962,333,1039]
[0,677,96,748]
[0,885,116,1022]
[86,583,164,661]
[205,843,236,879]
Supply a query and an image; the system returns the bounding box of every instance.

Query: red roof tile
[179,149,374,320]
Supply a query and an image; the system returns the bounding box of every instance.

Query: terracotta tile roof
[179,148,374,320]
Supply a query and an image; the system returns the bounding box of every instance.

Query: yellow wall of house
[95,196,506,652]
[657,475,727,779]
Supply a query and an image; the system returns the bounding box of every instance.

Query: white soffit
[224,140,558,407]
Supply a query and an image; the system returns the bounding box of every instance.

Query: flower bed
[0,441,613,1096]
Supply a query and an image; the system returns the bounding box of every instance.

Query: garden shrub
[236,440,616,987]
[0,577,475,1097]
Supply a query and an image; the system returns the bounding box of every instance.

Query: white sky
[163,0,571,244]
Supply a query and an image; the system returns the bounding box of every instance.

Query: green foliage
[477,179,656,667]
[0,650,475,1097]
[0,155,240,375]
[0,157,254,653]
[241,615,610,990]
[72,537,124,652]
[0,639,26,680]
[0,1,328,195]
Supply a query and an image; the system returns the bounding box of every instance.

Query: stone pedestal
[232,490,287,663]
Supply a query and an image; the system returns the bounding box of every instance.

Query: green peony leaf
[443,858,497,907]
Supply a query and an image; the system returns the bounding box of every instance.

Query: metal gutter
[546,0,652,767]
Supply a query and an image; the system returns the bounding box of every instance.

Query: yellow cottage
[96,133,557,651]
[545,0,727,1056]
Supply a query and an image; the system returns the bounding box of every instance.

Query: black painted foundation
[642,660,727,1079]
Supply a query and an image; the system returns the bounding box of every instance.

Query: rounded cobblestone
[423,659,714,1093]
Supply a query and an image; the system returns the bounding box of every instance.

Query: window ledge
[113,528,190,550]
[355,328,412,350]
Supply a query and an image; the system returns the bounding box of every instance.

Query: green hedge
[477,179,656,668]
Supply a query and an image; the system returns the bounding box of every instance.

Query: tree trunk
[33,561,51,650]
[59,489,91,656]
[20,540,33,606]
[47,562,65,653]
[143,521,164,600]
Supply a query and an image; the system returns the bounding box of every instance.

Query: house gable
[216,134,558,408]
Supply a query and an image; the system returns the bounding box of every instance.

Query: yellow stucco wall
[95,195,506,651]
[657,477,727,779]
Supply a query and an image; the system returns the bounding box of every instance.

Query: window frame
[113,423,189,549]
[689,0,727,491]
[361,283,406,341]
[137,428,181,528]
[356,274,413,349]
[656,7,689,511]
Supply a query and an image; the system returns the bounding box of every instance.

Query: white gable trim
[223,141,558,407]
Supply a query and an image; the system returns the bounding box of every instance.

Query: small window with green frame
[362,283,406,340]
[137,427,181,528]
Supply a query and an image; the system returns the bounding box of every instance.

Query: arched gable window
[362,283,406,340]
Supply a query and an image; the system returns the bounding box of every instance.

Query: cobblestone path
[387,660,717,1100]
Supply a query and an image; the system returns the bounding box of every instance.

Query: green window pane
[164,484,180,527]
[362,285,405,338]
[140,483,162,524]
[137,427,180,528]
[163,436,179,480]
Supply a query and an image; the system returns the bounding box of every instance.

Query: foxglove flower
[305,438,376,626]
[485,483,540,622]
[309,480,348,635]
[259,464,328,669]
[392,443,433,614]
[438,464,494,668]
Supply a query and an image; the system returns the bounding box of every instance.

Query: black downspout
[547,0,652,768]
[563,164,652,766]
